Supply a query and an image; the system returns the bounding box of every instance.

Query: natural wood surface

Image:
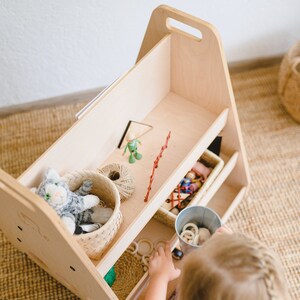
[0,5,250,299]
[0,170,116,300]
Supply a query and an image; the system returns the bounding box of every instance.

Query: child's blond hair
[177,233,289,300]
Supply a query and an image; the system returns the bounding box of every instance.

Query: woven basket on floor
[63,170,123,260]
[278,41,300,123]
[154,150,224,228]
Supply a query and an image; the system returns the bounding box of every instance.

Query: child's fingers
[164,241,172,258]
[150,250,158,261]
[157,246,165,256]
[215,225,233,235]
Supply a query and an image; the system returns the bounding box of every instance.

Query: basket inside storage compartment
[63,170,123,260]
[17,33,231,277]
[2,6,250,299]
[154,149,224,228]
[110,217,176,300]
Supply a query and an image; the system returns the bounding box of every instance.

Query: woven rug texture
[0,64,299,299]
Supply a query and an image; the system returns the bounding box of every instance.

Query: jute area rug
[0,64,299,299]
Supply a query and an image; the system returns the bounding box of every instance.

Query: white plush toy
[34,168,113,234]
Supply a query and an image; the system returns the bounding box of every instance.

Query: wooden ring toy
[126,241,138,255]
[137,239,154,256]
[142,254,151,266]
[155,240,166,250]
[183,223,199,235]
[193,234,200,246]
[180,229,195,242]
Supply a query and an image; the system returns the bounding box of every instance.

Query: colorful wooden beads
[192,161,212,182]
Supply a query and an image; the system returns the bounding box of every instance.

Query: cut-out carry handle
[167,17,203,41]
[292,57,300,76]
[137,5,220,62]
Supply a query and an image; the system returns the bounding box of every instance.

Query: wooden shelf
[94,92,229,275]
[206,183,247,222]
[121,156,247,299]
[0,6,250,300]
[114,182,247,299]
[197,151,239,207]
[113,218,178,300]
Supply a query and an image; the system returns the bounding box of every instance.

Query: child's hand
[215,224,233,235]
[148,241,181,283]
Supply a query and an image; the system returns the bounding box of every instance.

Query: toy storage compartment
[19,33,230,275]
[0,7,250,298]
[111,164,247,300]
[153,149,225,228]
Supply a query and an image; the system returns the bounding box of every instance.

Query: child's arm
[215,224,233,235]
[144,242,181,300]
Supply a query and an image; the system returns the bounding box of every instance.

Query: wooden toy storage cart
[0,5,250,300]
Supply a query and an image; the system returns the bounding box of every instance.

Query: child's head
[177,233,289,300]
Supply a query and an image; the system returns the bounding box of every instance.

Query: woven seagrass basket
[278,41,300,123]
[63,170,123,260]
[154,150,224,228]
[112,251,145,300]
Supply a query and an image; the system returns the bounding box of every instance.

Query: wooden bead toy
[185,171,196,180]
[192,161,212,182]
[172,248,184,260]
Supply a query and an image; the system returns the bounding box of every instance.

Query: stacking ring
[180,229,195,242]
[155,240,166,250]
[183,223,199,235]
[142,254,151,266]
[126,241,138,255]
[137,239,154,256]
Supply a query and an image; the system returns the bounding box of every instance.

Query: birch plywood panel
[0,5,250,299]
[19,35,171,188]
[0,170,116,300]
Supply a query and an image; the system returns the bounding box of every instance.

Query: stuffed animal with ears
[34,168,113,234]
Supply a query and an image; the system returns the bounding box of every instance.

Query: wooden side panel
[171,31,250,188]
[96,107,228,275]
[137,4,250,193]
[137,5,215,63]
[0,170,116,300]
[19,36,171,188]
[0,6,252,299]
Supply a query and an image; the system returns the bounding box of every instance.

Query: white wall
[0,0,299,108]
